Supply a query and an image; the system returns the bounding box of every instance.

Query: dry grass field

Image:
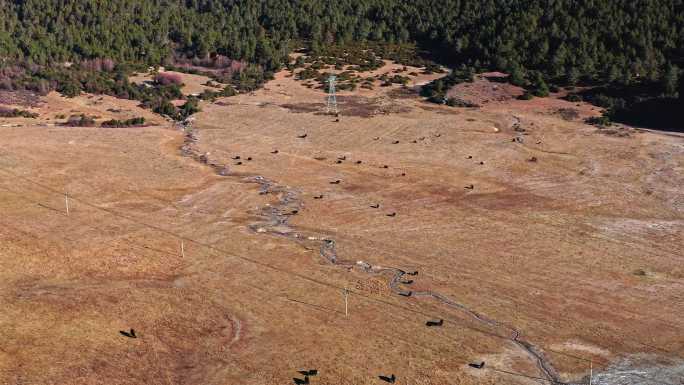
[1,61,682,385]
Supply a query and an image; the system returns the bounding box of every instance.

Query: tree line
[1,0,682,125]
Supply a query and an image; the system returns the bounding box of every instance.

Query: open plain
[1,62,683,385]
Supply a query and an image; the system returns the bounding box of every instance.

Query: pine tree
[662,63,679,97]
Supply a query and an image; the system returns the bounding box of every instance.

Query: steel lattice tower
[326,74,338,115]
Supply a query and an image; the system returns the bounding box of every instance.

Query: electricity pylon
[326,74,338,115]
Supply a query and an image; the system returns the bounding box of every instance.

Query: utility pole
[343,287,349,317]
[65,192,69,215]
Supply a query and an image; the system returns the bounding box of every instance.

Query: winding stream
[178,119,563,384]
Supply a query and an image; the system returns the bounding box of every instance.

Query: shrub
[446,97,478,108]
[531,72,550,97]
[65,114,96,126]
[153,100,177,117]
[58,81,82,97]
[154,72,183,86]
[101,117,145,127]
[178,97,200,119]
[565,94,582,102]
[0,107,38,118]
[421,68,474,104]
[585,116,612,126]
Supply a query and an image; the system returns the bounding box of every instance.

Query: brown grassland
[0,60,682,385]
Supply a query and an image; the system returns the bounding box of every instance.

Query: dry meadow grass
[1,62,682,385]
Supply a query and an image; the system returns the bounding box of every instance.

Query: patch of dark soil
[446,75,524,106]
[280,102,322,114]
[417,103,461,115]
[387,87,419,99]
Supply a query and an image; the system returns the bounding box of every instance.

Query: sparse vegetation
[153,73,183,86]
[0,107,38,118]
[101,117,145,127]
[585,116,612,127]
[421,68,474,105]
[65,114,96,127]
[0,1,680,126]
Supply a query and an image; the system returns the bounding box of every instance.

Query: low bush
[154,72,183,86]
[585,116,612,126]
[101,117,146,127]
[0,107,38,118]
[565,94,582,102]
[65,114,96,126]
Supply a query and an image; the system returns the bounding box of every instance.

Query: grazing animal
[338,156,346,160]
[434,133,442,137]
[398,290,412,297]
[298,370,318,376]
[373,137,380,140]
[464,184,474,190]
[400,173,406,176]
[231,155,240,160]
[355,160,362,164]
[379,374,396,383]
[426,319,444,327]
[271,149,279,154]
[297,133,308,138]
[382,165,389,169]
[119,329,136,338]
[313,194,323,199]
[466,155,473,159]
[330,180,341,184]
[370,203,380,208]
[235,161,243,165]
[290,210,299,215]
[392,140,400,144]
[293,376,309,385]
[419,136,426,141]
[528,156,538,162]
[247,157,252,161]
[479,161,485,165]
[411,140,417,143]
[335,118,340,122]
[386,212,396,217]
[469,362,485,369]
[336,160,343,164]
[536,140,543,144]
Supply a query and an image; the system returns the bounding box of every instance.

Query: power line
[0,167,680,385]
[0,181,579,385]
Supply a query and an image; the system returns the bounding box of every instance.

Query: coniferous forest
[1,0,683,127]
